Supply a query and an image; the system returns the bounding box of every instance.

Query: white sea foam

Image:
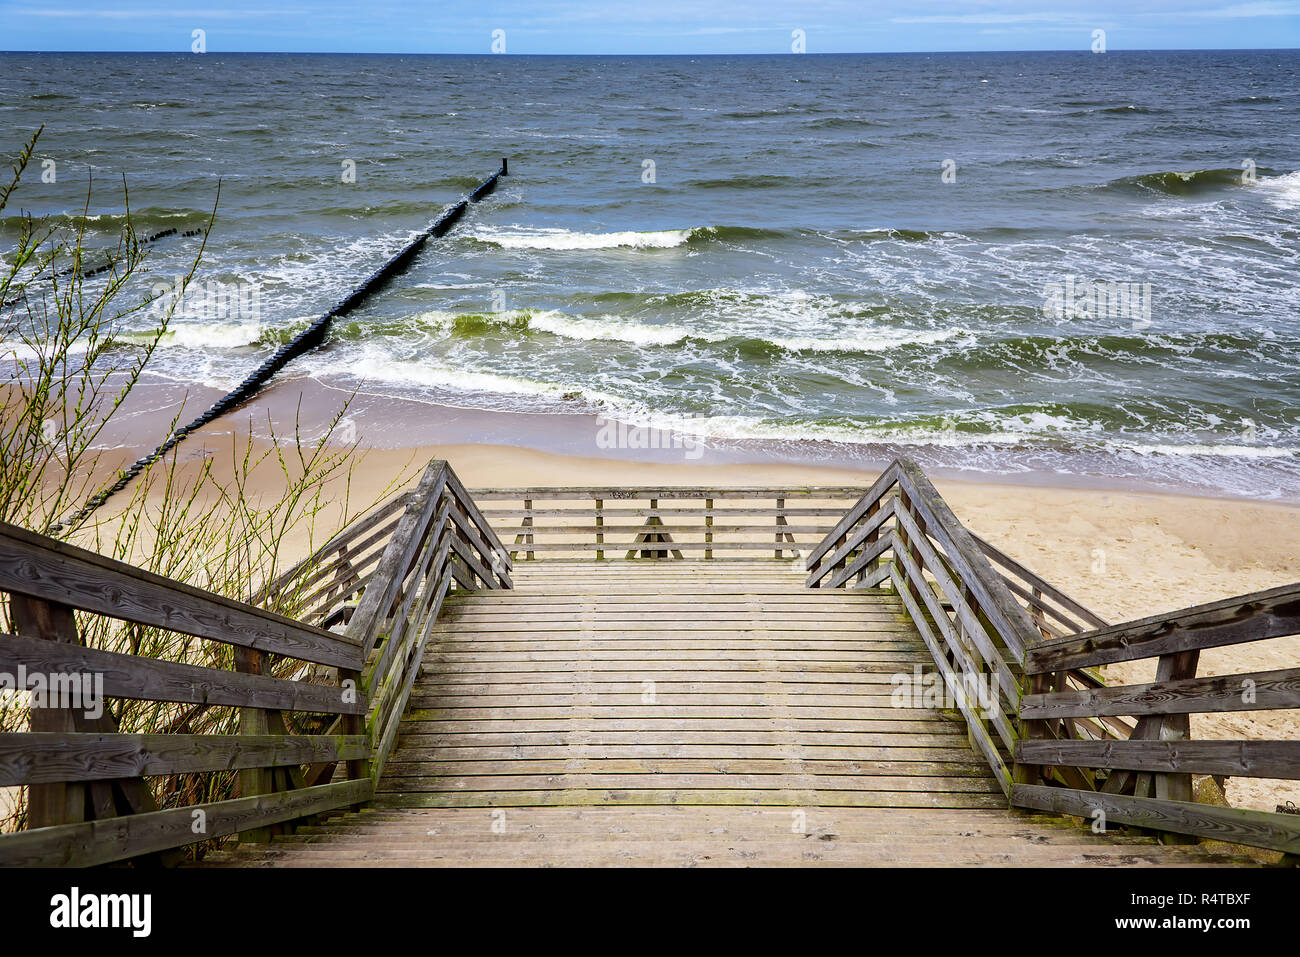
[155,322,265,349]
[1121,443,1295,459]
[1259,170,1300,210]
[526,311,693,346]
[768,327,965,352]
[471,227,695,250]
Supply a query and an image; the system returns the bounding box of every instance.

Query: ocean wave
[149,321,267,349]
[763,327,967,353]
[392,304,966,355]
[1108,168,1245,196]
[467,224,783,251]
[469,226,695,250]
[0,208,206,238]
[1121,443,1296,459]
[526,311,692,346]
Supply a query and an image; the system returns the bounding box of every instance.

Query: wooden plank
[347,461,449,656]
[1015,739,1300,780]
[0,632,365,714]
[0,522,361,670]
[891,506,1021,707]
[257,490,410,601]
[444,468,513,564]
[398,730,973,747]
[970,533,1109,630]
[890,567,1013,796]
[496,524,835,539]
[372,570,454,779]
[1027,582,1300,673]
[376,773,1003,793]
[1020,666,1300,719]
[472,486,867,500]
[485,506,852,519]
[805,465,900,572]
[0,732,369,786]
[0,778,374,867]
[812,499,896,587]
[1011,783,1300,855]
[374,789,1006,810]
[893,462,1040,661]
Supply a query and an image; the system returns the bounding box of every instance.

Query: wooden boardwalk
[6,462,1287,867]
[205,561,1242,867]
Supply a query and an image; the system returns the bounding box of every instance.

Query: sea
[3,50,1299,499]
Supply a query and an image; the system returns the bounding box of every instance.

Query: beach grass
[0,129,410,851]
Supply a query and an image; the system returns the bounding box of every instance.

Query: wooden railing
[1014,583,1300,855]
[0,523,370,866]
[807,457,1299,856]
[0,459,510,865]
[345,461,511,779]
[472,487,865,561]
[806,460,1041,797]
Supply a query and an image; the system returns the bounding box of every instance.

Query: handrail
[807,457,1300,857]
[805,458,1041,796]
[343,460,512,779]
[0,522,362,669]
[0,458,512,866]
[475,486,865,561]
[1016,583,1300,855]
[0,525,370,867]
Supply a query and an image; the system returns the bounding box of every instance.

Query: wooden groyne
[52,159,508,533]
[1,457,1296,866]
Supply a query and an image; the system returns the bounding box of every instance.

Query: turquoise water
[4,51,1300,498]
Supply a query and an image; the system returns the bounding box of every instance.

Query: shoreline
[94,371,1300,507]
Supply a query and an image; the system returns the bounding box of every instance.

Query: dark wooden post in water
[51,158,511,534]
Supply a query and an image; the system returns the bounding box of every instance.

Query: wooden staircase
[202,561,1244,867]
[3,459,1290,867]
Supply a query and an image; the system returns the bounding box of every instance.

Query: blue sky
[1,0,1297,52]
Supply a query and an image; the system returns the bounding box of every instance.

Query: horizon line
[3,46,1299,55]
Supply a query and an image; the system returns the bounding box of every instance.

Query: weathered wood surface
[1016,739,1300,779]
[0,521,361,669]
[0,779,373,867]
[1012,783,1300,855]
[374,561,998,811]
[1020,666,1300,719]
[203,803,1246,869]
[0,733,369,786]
[0,632,362,714]
[478,488,863,563]
[1025,581,1300,673]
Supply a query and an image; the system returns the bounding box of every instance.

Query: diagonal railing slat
[807,456,1300,857]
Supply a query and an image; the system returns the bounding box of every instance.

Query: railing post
[234,646,275,843]
[705,498,714,560]
[1013,671,1052,789]
[595,497,604,561]
[524,498,534,561]
[10,595,86,829]
[774,496,785,559]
